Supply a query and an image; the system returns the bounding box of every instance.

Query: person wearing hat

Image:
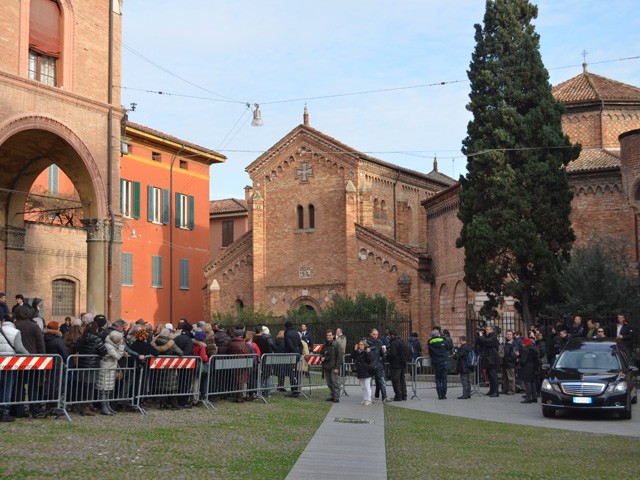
[173,319,194,408]
[0,293,9,318]
[0,313,28,422]
[517,337,539,404]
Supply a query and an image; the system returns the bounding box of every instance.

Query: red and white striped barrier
[0,355,54,370]
[306,345,323,365]
[149,357,196,369]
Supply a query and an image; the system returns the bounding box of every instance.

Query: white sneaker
[360,400,366,405]
[364,400,372,406]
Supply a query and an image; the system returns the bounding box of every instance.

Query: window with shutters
[151,256,163,288]
[146,185,168,224]
[51,279,75,317]
[175,193,194,230]
[29,0,62,86]
[122,252,133,286]
[179,258,189,290]
[120,179,140,219]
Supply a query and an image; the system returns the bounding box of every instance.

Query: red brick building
[209,198,249,259]
[423,67,640,339]
[205,112,455,334]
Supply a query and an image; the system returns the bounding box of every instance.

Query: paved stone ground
[287,383,640,478]
[286,390,387,480]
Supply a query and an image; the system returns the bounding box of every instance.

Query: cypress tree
[456,0,580,325]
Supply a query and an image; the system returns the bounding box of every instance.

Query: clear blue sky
[120,1,640,200]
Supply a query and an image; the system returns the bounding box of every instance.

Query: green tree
[552,236,640,318]
[456,0,580,325]
[319,292,397,322]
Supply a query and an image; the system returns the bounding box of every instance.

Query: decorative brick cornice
[204,230,253,275]
[355,223,430,273]
[568,169,623,196]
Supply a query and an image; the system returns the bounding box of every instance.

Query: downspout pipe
[169,146,185,325]
[393,169,400,241]
[106,0,115,320]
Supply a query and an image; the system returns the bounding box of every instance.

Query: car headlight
[542,379,554,392]
[606,381,627,393]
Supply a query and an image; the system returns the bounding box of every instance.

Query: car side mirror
[542,363,550,370]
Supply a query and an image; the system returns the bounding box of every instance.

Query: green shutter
[122,252,133,286]
[147,185,154,222]
[179,258,189,289]
[188,195,195,230]
[175,192,182,227]
[133,181,140,219]
[162,188,169,225]
[120,179,125,214]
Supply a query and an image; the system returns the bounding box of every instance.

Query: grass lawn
[385,406,640,480]
[0,395,331,480]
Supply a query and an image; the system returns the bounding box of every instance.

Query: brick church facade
[207,69,640,341]
[205,109,455,333]
[423,66,640,340]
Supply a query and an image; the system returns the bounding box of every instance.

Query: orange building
[118,122,225,324]
[25,121,225,325]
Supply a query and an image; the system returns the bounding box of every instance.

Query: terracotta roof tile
[126,121,226,161]
[566,149,620,173]
[553,70,640,104]
[209,198,248,215]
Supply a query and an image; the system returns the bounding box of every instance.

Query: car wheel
[620,402,632,420]
[542,406,555,418]
[632,395,637,405]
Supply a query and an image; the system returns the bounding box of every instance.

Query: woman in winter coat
[352,340,375,406]
[517,338,539,404]
[43,321,69,413]
[0,314,28,422]
[153,329,183,408]
[75,321,108,416]
[228,329,250,402]
[96,331,126,415]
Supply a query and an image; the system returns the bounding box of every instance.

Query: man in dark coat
[388,331,411,401]
[321,329,343,403]
[613,314,633,351]
[476,325,500,397]
[283,320,303,397]
[173,320,194,407]
[0,293,9,318]
[13,305,46,418]
[456,335,474,399]
[502,330,518,395]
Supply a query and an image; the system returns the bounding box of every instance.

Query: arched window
[29,0,62,86]
[297,205,304,229]
[373,198,380,219]
[308,204,315,229]
[635,184,640,202]
[52,278,76,317]
[381,200,387,220]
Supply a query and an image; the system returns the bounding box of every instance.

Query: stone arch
[0,114,106,225]
[290,296,320,314]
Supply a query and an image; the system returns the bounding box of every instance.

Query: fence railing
[0,351,491,421]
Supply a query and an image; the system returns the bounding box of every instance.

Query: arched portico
[0,115,117,315]
[290,296,320,314]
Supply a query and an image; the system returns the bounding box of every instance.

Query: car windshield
[555,350,621,372]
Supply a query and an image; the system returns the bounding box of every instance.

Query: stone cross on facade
[296,161,313,183]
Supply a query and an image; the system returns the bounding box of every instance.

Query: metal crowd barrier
[0,354,64,418]
[411,355,477,400]
[136,356,201,411]
[258,353,305,400]
[62,354,138,422]
[204,354,262,405]
[299,353,328,396]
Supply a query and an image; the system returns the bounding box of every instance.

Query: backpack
[465,349,479,370]
[400,340,413,363]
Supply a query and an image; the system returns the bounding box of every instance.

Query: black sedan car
[541,338,638,419]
